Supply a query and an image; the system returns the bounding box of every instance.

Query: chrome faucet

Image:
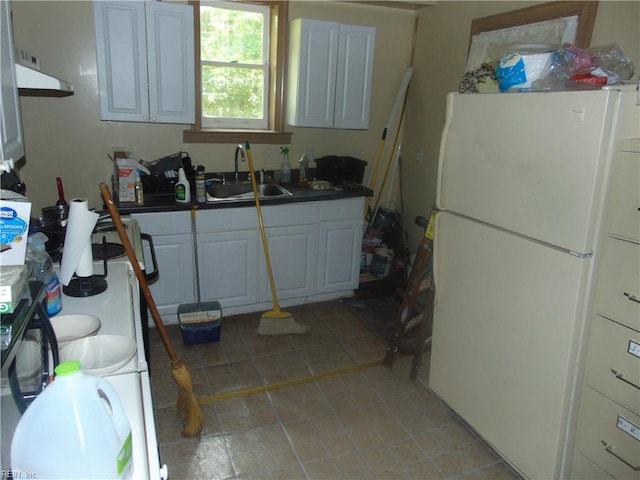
[234,144,246,183]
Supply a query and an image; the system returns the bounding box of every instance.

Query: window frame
[185,0,291,144]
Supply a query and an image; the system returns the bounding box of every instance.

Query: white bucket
[11,361,133,479]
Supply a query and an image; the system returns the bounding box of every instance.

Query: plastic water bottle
[26,232,62,316]
[11,361,133,479]
[280,153,291,183]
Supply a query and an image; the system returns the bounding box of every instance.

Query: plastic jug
[11,361,133,479]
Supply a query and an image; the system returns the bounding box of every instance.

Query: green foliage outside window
[201,5,266,120]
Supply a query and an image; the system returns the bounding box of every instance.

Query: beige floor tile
[202,359,262,396]
[252,350,311,385]
[152,298,521,480]
[213,392,278,434]
[303,343,357,375]
[226,425,299,475]
[331,451,374,479]
[268,382,333,423]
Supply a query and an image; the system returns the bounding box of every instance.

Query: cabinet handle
[601,440,640,471]
[611,369,640,390]
[623,292,640,304]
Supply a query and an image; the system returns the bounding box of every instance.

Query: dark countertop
[115,182,373,214]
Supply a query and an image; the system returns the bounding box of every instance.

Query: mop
[177,207,222,325]
[245,141,310,336]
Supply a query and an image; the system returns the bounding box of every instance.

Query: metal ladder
[383,209,435,380]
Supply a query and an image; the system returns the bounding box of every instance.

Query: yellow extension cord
[195,359,383,406]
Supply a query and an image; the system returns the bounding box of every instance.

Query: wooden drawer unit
[576,387,640,480]
[585,314,640,414]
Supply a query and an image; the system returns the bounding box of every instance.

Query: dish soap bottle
[175,166,191,204]
[26,232,62,316]
[280,147,291,183]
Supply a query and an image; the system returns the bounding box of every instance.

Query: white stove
[56,217,165,480]
[91,216,145,270]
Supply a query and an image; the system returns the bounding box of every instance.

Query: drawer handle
[623,292,640,304]
[601,440,640,471]
[611,369,640,390]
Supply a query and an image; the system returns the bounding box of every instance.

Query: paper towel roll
[59,198,99,285]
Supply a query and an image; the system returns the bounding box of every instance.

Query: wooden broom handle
[99,183,180,365]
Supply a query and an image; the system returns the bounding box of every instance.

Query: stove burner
[92,242,125,260]
[94,219,127,233]
[63,275,108,297]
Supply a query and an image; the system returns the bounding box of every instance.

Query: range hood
[15,63,73,97]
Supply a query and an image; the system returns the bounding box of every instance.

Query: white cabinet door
[143,233,195,324]
[287,18,375,129]
[317,197,364,293]
[287,19,338,128]
[334,24,375,129]
[258,224,318,302]
[198,230,258,308]
[0,0,24,165]
[94,1,194,124]
[145,2,195,124]
[132,212,195,324]
[317,220,362,293]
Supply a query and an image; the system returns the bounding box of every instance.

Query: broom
[99,183,202,437]
[245,141,310,335]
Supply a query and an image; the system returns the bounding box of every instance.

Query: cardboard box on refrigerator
[0,190,31,266]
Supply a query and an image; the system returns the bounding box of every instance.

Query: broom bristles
[257,311,311,335]
[171,361,203,438]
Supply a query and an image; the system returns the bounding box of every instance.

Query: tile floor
[149,300,521,480]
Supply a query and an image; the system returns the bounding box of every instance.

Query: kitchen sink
[206,182,293,201]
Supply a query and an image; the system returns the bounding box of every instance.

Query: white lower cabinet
[133,198,364,322]
[198,230,258,308]
[131,211,195,324]
[259,224,318,302]
[318,198,364,294]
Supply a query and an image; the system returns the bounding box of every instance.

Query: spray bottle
[26,232,62,316]
[175,167,191,204]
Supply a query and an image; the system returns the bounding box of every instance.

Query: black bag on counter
[314,156,367,184]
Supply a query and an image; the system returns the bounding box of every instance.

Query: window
[185,0,291,144]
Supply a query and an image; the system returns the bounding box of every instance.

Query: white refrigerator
[429,85,639,479]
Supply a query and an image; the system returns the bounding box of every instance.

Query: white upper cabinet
[93,1,195,124]
[1,0,25,166]
[287,18,375,129]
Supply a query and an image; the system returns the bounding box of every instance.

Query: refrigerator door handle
[432,212,441,304]
[623,292,640,304]
[435,94,455,210]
